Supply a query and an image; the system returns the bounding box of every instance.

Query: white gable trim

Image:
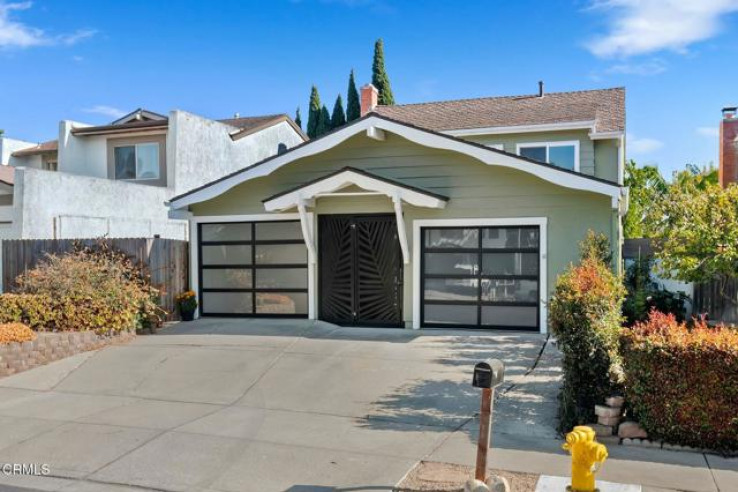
[263,168,447,212]
[169,115,622,210]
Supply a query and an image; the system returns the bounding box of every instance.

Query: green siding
[464,131,620,184]
[594,139,620,183]
[191,132,618,327]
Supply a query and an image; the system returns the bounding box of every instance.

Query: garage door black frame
[420,225,540,330]
[197,221,309,318]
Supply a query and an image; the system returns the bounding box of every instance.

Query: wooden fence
[693,277,738,325]
[1,238,189,321]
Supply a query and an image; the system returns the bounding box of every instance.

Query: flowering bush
[549,232,625,433]
[0,242,164,334]
[0,322,36,344]
[621,311,738,452]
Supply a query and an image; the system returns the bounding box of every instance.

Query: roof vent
[538,81,544,98]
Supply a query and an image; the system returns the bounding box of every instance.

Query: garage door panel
[421,225,539,330]
[201,245,252,265]
[201,223,252,242]
[481,279,538,303]
[256,292,308,315]
[255,244,307,264]
[424,304,477,326]
[202,292,254,314]
[481,252,538,276]
[202,268,253,289]
[481,305,538,328]
[424,278,477,302]
[255,268,308,289]
[198,221,308,318]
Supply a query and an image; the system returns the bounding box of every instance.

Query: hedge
[0,322,36,344]
[549,253,625,433]
[621,311,738,453]
[0,293,139,334]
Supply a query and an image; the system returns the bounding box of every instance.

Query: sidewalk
[425,339,738,492]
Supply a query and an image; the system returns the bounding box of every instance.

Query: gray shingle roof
[373,87,625,134]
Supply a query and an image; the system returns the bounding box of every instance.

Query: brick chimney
[360,83,378,116]
[720,106,738,187]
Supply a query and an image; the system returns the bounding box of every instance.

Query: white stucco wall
[57,120,112,178]
[0,137,36,166]
[169,111,305,195]
[12,168,186,240]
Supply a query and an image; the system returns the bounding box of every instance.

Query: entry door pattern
[319,215,403,326]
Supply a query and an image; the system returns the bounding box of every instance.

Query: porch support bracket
[392,191,410,264]
[297,197,317,264]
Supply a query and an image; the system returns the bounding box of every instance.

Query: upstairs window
[114,142,160,180]
[517,141,579,171]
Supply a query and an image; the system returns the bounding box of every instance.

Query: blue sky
[1,0,737,177]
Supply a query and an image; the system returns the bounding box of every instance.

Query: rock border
[0,330,135,378]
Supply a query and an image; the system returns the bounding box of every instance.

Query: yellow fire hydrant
[562,426,608,492]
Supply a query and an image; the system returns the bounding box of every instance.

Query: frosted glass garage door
[421,226,539,330]
[198,221,308,316]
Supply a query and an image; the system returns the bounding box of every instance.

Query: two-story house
[167,84,627,333]
[0,109,305,240]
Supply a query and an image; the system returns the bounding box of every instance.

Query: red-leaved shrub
[621,310,738,452]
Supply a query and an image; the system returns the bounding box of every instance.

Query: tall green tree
[371,38,395,105]
[346,69,361,121]
[315,105,331,137]
[294,107,302,130]
[623,160,667,239]
[306,86,322,138]
[330,94,346,129]
[650,179,738,284]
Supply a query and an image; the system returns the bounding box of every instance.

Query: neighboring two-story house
[167,84,627,332]
[0,109,305,240]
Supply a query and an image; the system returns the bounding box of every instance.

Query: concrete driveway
[0,319,735,492]
[0,319,554,491]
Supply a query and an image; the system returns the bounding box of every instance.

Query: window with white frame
[517,141,579,171]
[114,142,160,180]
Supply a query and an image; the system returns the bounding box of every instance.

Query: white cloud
[696,126,720,137]
[605,58,667,75]
[59,28,96,46]
[82,105,127,119]
[0,1,95,49]
[628,133,664,154]
[586,0,738,58]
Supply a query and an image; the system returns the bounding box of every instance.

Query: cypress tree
[372,38,395,105]
[294,107,302,130]
[306,85,322,138]
[330,94,346,129]
[315,105,331,136]
[346,69,361,121]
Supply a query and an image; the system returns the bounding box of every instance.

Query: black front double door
[319,214,403,327]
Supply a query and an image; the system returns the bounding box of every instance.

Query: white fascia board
[589,131,625,140]
[263,169,447,212]
[444,120,596,137]
[170,116,621,210]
